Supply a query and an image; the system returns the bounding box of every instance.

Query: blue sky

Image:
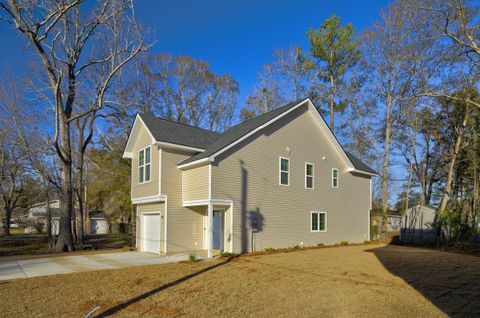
[0,0,389,106]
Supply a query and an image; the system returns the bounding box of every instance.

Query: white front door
[141,213,161,254]
[212,210,224,251]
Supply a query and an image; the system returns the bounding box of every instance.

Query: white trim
[158,147,162,195]
[164,195,168,253]
[368,179,372,241]
[131,194,166,205]
[230,201,234,253]
[156,141,205,153]
[279,156,290,186]
[207,203,213,258]
[305,162,314,190]
[183,199,233,207]
[178,157,212,170]
[347,168,377,177]
[138,146,152,184]
[123,152,133,159]
[123,114,156,158]
[208,164,212,200]
[310,211,327,232]
[332,168,339,188]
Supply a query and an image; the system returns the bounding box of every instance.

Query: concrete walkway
[0,251,196,280]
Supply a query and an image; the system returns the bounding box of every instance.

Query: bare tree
[0,0,145,251]
[139,53,238,131]
[360,1,429,231]
[243,46,314,120]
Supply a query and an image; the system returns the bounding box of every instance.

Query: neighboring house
[401,204,438,243]
[387,212,402,232]
[123,98,377,258]
[27,200,61,235]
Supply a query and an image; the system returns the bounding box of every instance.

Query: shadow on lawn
[367,244,480,317]
[95,258,232,317]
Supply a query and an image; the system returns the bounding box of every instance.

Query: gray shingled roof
[344,151,377,175]
[179,99,306,165]
[139,112,219,149]
[139,99,377,175]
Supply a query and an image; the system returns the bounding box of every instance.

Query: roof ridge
[140,112,220,134]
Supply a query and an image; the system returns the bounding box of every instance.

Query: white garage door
[141,213,161,254]
[91,218,108,234]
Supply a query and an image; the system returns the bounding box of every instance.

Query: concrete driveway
[0,251,194,280]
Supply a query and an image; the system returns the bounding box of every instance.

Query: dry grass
[1,244,479,317]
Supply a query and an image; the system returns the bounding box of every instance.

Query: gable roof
[344,151,377,175]
[125,98,377,176]
[139,112,219,149]
[179,99,306,166]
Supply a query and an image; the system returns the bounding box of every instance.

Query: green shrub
[189,253,196,262]
[317,242,324,247]
[340,240,349,245]
[220,251,233,258]
[293,245,301,250]
[264,247,276,253]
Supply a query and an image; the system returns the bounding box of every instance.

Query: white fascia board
[156,141,205,153]
[122,152,133,159]
[183,199,233,207]
[123,114,156,158]
[131,194,166,205]
[177,157,212,170]
[306,101,356,171]
[347,168,378,177]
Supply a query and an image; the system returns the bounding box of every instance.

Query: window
[311,212,327,232]
[279,157,290,186]
[139,146,151,183]
[305,163,314,189]
[332,168,339,188]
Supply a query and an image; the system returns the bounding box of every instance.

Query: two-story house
[122,98,376,258]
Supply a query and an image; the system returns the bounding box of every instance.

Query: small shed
[401,204,437,243]
[89,211,109,234]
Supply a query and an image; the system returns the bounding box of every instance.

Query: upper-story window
[139,146,151,183]
[305,163,314,189]
[332,168,339,188]
[279,157,290,186]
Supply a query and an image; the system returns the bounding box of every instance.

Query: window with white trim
[139,146,151,183]
[305,163,314,189]
[279,157,290,186]
[311,212,327,232]
[332,168,339,188]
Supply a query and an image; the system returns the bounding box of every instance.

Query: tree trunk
[2,207,12,237]
[381,95,393,232]
[54,117,75,252]
[438,108,470,215]
[76,155,85,244]
[329,74,335,132]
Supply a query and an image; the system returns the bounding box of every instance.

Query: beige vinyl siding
[131,124,159,199]
[162,149,205,252]
[136,203,165,253]
[182,164,209,201]
[211,104,371,253]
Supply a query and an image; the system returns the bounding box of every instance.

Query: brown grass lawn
[1,244,479,317]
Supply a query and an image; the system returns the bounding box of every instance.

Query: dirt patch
[1,245,478,317]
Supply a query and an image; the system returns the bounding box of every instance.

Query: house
[387,211,402,232]
[123,98,377,258]
[401,204,437,243]
[27,200,61,235]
